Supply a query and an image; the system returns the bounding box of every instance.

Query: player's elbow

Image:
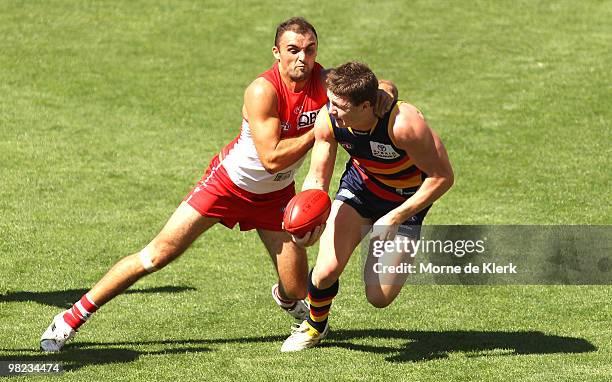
[258,151,281,173]
[445,170,454,190]
[440,172,454,194]
[261,157,284,174]
[432,170,454,194]
[261,161,276,174]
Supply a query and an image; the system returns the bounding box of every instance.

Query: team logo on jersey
[281,121,291,131]
[273,170,293,182]
[370,142,400,159]
[340,142,354,150]
[294,105,303,114]
[297,108,321,129]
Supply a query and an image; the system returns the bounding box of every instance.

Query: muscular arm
[387,104,454,223]
[302,105,338,193]
[244,78,315,174]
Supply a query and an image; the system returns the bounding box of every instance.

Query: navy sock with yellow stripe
[306,269,339,333]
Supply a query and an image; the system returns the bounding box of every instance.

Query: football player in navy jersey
[282,61,454,352]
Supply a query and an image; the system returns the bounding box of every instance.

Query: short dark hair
[326,61,378,106]
[274,17,318,47]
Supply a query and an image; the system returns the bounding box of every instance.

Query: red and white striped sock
[273,284,296,309]
[63,293,99,330]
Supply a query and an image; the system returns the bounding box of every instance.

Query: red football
[283,189,331,237]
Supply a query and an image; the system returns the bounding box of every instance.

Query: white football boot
[280,320,329,352]
[40,312,76,352]
[271,283,309,321]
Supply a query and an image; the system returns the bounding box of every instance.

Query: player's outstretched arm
[245,78,315,174]
[374,104,454,240]
[302,105,338,193]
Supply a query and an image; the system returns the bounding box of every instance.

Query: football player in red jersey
[281,62,454,352]
[40,18,394,352]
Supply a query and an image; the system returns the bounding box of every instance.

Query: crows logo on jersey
[370,142,400,160]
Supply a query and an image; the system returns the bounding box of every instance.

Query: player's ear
[272,46,281,60]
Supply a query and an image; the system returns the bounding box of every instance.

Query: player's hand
[373,88,395,118]
[291,224,326,247]
[371,213,401,242]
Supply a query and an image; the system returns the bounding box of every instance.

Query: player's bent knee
[139,246,159,273]
[367,296,392,309]
[365,288,394,309]
[312,266,341,289]
[140,241,181,272]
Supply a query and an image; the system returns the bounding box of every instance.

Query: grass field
[1,0,611,381]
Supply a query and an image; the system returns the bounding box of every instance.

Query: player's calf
[276,278,307,301]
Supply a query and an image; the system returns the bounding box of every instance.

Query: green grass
[1,0,610,381]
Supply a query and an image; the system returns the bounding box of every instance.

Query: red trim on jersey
[353,155,412,170]
[389,168,422,180]
[219,131,241,161]
[353,163,406,202]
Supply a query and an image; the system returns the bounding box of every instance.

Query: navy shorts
[335,164,430,236]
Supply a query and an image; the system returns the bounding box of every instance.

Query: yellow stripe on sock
[305,321,323,336]
[308,297,334,308]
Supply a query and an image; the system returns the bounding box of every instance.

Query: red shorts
[184,155,295,231]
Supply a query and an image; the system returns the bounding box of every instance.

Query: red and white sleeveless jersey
[220,62,327,194]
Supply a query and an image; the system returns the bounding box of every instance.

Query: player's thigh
[148,201,218,266]
[313,200,371,286]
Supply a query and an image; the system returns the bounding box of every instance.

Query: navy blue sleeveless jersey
[326,101,427,203]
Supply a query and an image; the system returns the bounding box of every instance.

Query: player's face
[327,91,368,128]
[273,31,318,82]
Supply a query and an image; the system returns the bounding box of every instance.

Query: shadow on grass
[0,329,595,370]
[0,286,197,308]
[323,329,597,362]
